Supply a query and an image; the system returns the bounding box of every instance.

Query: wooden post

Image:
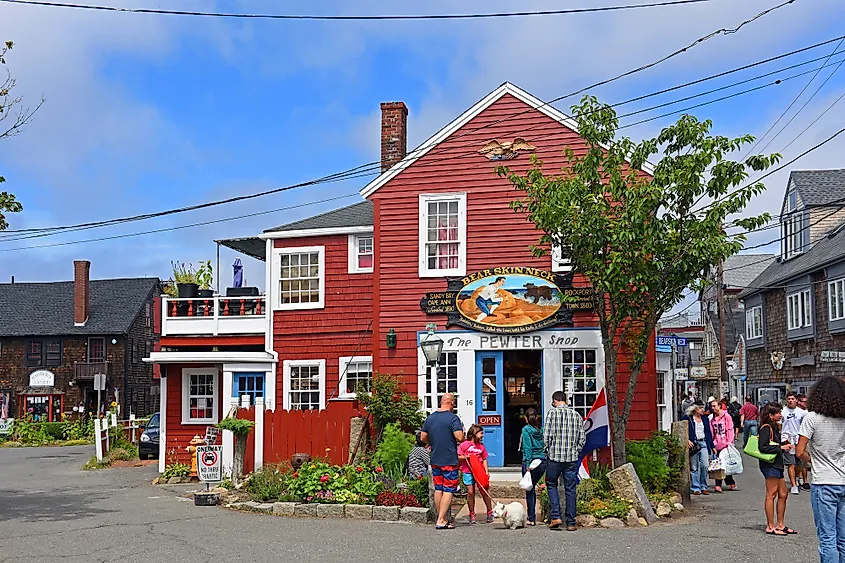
[717,258,729,396]
[672,421,691,502]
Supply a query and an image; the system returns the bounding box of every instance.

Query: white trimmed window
[782,190,803,260]
[787,289,812,330]
[551,243,573,273]
[338,356,373,399]
[182,368,219,424]
[283,360,325,411]
[273,246,325,310]
[348,234,374,273]
[746,306,763,339]
[829,278,845,321]
[419,193,466,277]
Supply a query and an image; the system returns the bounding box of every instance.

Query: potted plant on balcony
[196,260,214,299]
[171,261,199,299]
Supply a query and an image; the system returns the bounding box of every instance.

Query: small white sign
[690,367,708,379]
[93,373,107,391]
[820,350,845,363]
[29,370,55,387]
[196,445,223,483]
[0,419,13,435]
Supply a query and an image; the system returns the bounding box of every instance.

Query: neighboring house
[739,169,845,404]
[657,312,705,426]
[150,82,662,471]
[0,261,161,422]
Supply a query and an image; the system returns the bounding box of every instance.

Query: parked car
[138,412,160,460]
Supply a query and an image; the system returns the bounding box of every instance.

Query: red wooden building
[149,82,659,472]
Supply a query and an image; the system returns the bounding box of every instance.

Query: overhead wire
[0,0,805,238]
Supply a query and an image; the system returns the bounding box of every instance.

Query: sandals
[778,527,798,535]
[766,529,788,536]
[435,522,455,530]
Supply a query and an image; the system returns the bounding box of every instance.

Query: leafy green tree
[500,96,778,466]
[1,40,43,230]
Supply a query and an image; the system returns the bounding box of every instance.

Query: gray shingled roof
[264,201,373,233]
[721,254,776,290]
[0,278,159,337]
[790,169,845,207]
[738,225,845,299]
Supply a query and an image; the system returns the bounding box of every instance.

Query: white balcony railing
[161,295,267,336]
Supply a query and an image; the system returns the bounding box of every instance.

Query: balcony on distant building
[74,361,112,381]
[161,295,266,337]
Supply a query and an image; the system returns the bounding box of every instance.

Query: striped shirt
[799,412,845,485]
[406,446,430,479]
[543,404,586,463]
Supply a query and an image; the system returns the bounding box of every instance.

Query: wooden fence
[238,401,365,471]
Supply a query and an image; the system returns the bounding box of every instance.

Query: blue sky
[0,0,844,313]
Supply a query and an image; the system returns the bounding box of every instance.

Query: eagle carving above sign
[478,138,536,161]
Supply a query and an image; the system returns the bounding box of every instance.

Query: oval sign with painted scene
[456,269,562,333]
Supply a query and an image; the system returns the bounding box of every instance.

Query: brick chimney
[74,260,90,326]
[380,102,408,172]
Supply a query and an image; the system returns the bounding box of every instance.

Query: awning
[145,351,275,364]
[216,236,265,262]
[19,387,65,395]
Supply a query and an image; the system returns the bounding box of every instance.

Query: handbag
[689,442,702,456]
[743,424,778,462]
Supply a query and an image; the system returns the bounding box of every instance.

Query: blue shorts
[462,473,475,486]
[761,466,784,480]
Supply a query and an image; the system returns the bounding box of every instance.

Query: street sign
[674,368,689,381]
[656,336,688,347]
[196,445,223,483]
[204,426,220,446]
[0,419,13,435]
[93,373,107,391]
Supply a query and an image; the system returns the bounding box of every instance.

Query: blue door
[475,352,504,468]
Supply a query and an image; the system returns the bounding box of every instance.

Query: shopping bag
[743,434,777,462]
[720,445,744,476]
[708,468,726,480]
[518,459,542,491]
[708,457,723,472]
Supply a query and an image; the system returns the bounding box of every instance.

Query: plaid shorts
[431,465,460,493]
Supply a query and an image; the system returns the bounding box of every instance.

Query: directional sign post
[196,445,223,487]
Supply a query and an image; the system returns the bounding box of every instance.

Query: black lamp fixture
[386,329,397,349]
[419,323,444,366]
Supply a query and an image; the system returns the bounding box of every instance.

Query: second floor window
[419,193,466,277]
[273,246,325,310]
[787,289,812,330]
[88,337,106,362]
[782,190,804,260]
[349,235,374,273]
[746,306,763,339]
[830,278,845,321]
[25,340,62,367]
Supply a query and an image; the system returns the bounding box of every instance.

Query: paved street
[0,446,820,563]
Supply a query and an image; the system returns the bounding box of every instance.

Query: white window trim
[282,359,326,411]
[348,234,374,274]
[418,192,467,278]
[337,356,373,400]
[829,278,845,321]
[272,245,325,311]
[551,243,574,273]
[787,289,812,330]
[181,368,219,425]
[746,306,763,339]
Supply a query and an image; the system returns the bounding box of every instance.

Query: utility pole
[716,258,729,399]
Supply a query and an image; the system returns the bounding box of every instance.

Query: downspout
[123,334,130,417]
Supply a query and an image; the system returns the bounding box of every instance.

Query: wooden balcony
[161,295,267,336]
[74,361,112,381]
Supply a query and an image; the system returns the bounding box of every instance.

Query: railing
[74,361,112,381]
[659,312,705,329]
[161,295,267,336]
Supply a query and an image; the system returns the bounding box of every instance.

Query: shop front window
[562,349,599,418]
[422,351,459,411]
[24,395,62,422]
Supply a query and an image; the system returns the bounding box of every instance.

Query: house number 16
[466,399,473,406]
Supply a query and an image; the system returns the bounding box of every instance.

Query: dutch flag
[578,387,610,480]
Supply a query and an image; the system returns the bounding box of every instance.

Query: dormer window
[782,189,805,260]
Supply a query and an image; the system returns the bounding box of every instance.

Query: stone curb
[224,502,432,525]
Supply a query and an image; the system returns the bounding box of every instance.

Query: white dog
[492,501,527,530]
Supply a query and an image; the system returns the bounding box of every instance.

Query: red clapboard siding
[163,364,224,465]
[272,234,373,405]
[369,92,657,438]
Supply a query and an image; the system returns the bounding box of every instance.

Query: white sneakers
[790,485,800,495]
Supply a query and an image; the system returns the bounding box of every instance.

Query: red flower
[375,467,384,473]
[356,467,364,473]
[320,474,330,483]
[292,472,298,478]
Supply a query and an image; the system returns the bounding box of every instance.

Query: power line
[0,0,802,238]
[780,89,845,153]
[0,0,719,20]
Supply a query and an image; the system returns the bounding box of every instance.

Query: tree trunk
[232,434,247,487]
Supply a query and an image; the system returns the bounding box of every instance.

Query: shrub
[373,423,414,480]
[108,447,132,462]
[626,431,682,493]
[246,464,291,502]
[576,478,608,504]
[14,415,50,446]
[405,476,430,508]
[61,439,90,447]
[376,490,421,508]
[216,417,255,437]
[577,495,633,519]
[356,373,424,432]
[162,463,191,479]
[40,422,65,441]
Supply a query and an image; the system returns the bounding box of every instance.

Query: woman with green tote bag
[757,403,796,536]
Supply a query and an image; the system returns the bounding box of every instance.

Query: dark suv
[139,413,160,460]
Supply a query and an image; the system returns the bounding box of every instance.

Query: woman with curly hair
[758,402,796,536]
[796,376,845,563]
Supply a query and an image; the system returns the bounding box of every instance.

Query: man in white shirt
[475,277,506,322]
[781,392,808,494]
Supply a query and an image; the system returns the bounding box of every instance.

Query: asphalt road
[0,446,820,563]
